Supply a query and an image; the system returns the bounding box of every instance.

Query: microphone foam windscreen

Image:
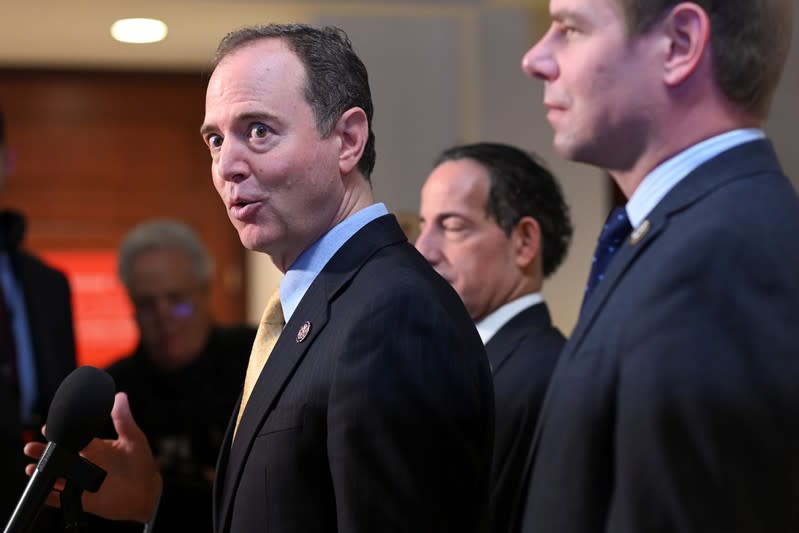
[45,366,116,452]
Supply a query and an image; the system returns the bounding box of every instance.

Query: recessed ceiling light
[110,18,168,44]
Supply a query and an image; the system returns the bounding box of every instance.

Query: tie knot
[262,287,285,327]
[581,206,633,310]
[599,206,632,247]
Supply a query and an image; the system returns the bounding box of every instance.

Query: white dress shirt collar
[475,292,543,345]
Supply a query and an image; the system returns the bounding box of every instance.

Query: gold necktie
[234,287,284,439]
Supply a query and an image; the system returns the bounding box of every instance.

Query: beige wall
[246,3,799,335]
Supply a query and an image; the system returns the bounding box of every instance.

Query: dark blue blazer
[0,210,76,528]
[521,140,799,532]
[214,214,494,533]
[485,302,563,533]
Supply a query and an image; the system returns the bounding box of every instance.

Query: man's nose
[414,228,442,265]
[521,31,558,82]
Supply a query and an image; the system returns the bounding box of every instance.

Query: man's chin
[236,226,272,253]
[151,348,195,372]
[552,135,578,160]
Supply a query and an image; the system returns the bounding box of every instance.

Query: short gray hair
[118,219,213,290]
[212,23,376,179]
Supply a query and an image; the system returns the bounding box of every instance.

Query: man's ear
[511,216,541,269]
[334,107,368,176]
[661,2,711,87]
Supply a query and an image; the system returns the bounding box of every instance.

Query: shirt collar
[475,292,543,345]
[626,128,765,228]
[279,203,389,322]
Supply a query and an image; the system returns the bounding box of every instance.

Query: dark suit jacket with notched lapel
[485,302,564,533]
[214,214,494,533]
[521,139,799,533]
[0,210,77,527]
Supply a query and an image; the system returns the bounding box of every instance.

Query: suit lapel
[564,138,783,361]
[215,214,407,533]
[213,423,233,533]
[566,213,665,355]
[523,139,784,481]
[485,303,552,374]
[215,299,327,531]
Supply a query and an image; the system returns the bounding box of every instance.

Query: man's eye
[207,134,223,148]
[250,123,269,139]
[443,223,466,233]
[557,24,579,38]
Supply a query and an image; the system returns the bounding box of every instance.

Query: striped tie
[234,287,284,440]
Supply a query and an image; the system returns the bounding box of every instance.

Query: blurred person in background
[0,109,77,531]
[97,219,255,533]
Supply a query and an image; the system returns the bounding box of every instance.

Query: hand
[24,392,163,523]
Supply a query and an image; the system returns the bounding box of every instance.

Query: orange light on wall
[40,250,138,368]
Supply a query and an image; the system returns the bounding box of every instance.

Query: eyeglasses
[132,290,197,321]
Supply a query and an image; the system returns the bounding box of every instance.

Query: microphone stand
[3,443,106,533]
[5,366,115,533]
[59,454,106,533]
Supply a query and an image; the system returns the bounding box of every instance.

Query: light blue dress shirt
[0,251,39,423]
[626,129,766,227]
[279,203,389,323]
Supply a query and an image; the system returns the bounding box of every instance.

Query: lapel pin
[630,219,650,245]
[296,321,311,343]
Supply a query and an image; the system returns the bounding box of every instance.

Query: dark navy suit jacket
[521,140,799,532]
[214,214,494,533]
[485,302,563,533]
[0,210,76,528]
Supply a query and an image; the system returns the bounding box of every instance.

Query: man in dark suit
[519,0,799,531]
[416,142,572,533]
[26,24,493,533]
[1,110,77,529]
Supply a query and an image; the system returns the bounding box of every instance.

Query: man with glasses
[102,219,255,533]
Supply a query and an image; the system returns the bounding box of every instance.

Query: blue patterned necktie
[582,206,632,308]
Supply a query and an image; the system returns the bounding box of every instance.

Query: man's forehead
[203,39,306,127]
[423,163,491,211]
[432,159,491,193]
[549,0,623,22]
[128,267,203,298]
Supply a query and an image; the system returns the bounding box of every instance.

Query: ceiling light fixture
[110,18,168,44]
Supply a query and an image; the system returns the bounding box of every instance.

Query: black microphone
[3,366,115,533]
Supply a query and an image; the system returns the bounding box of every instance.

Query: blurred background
[1,0,797,367]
